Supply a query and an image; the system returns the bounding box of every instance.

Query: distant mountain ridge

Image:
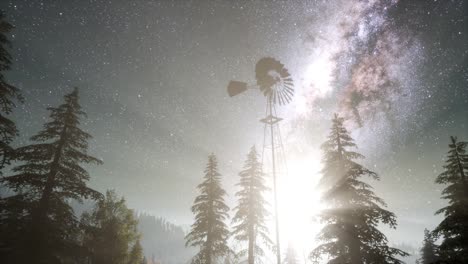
[137,213,195,264]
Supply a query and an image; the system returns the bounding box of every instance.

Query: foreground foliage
[81,190,144,264]
[0,88,101,263]
[0,11,22,171]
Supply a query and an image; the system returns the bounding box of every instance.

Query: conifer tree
[0,11,23,171]
[0,88,102,263]
[185,154,231,264]
[433,136,468,263]
[81,190,143,264]
[419,229,439,264]
[231,146,271,264]
[310,114,407,264]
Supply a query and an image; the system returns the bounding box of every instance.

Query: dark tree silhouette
[0,88,102,263]
[310,114,408,264]
[419,228,439,264]
[81,190,144,264]
[231,146,272,264]
[433,136,468,263]
[185,154,231,264]
[0,11,22,172]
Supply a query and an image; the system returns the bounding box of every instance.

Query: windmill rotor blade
[284,84,294,94]
[279,93,286,105]
[277,92,283,105]
[283,90,292,103]
[284,86,294,97]
[283,90,292,105]
[255,57,295,105]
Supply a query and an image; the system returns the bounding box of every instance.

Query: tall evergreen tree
[185,154,231,264]
[310,114,407,264]
[419,228,439,264]
[0,11,23,171]
[0,88,102,263]
[433,136,468,263]
[81,190,143,264]
[231,146,271,264]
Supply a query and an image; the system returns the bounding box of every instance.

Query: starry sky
[1,0,467,257]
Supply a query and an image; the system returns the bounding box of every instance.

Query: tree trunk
[346,222,361,264]
[349,235,361,264]
[29,126,67,262]
[248,171,255,264]
[206,172,214,264]
[248,224,254,264]
[206,239,212,264]
[455,148,466,184]
[35,128,67,222]
[451,136,466,185]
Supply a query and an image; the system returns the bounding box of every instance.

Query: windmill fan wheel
[255,57,294,105]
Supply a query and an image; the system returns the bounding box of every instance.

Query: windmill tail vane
[227,57,294,105]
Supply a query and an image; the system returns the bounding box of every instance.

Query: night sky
[1,0,467,259]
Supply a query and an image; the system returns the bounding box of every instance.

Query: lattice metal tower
[227,57,293,264]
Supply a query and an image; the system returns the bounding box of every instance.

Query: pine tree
[231,146,271,264]
[433,136,468,263]
[310,114,407,264]
[185,154,231,264]
[0,11,23,171]
[0,88,102,263]
[419,229,438,264]
[81,190,143,264]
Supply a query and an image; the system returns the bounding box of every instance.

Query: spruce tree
[185,154,231,264]
[0,11,23,171]
[433,136,468,263]
[0,88,102,263]
[419,229,439,264]
[231,146,272,264]
[310,114,407,264]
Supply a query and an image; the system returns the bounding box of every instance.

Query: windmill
[227,57,294,264]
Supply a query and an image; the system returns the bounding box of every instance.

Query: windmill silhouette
[228,57,293,264]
